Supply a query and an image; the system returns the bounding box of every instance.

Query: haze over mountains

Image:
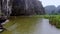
[44,5,60,14]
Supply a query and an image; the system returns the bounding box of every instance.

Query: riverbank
[45,15,60,29]
[1,15,60,34]
[3,15,60,29]
[38,15,60,29]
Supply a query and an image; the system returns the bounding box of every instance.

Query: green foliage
[42,15,60,28]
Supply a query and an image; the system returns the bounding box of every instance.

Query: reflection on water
[34,19,60,34]
[1,18,60,34]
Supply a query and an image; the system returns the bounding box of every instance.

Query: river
[1,19,60,34]
[33,19,60,34]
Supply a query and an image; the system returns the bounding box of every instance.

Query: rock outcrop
[11,0,45,16]
[0,0,45,16]
[0,0,1,14]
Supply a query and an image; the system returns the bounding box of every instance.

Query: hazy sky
[39,0,60,7]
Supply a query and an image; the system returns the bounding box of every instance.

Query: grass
[1,16,40,34]
[41,15,60,29]
[33,15,60,28]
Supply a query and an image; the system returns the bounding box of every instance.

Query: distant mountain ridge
[44,5,60,14]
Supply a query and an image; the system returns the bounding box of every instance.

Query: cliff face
[32,1,45,15]
[0,0,1,14]
[11,0,35,16]
[11,0,45,16]
[0,0,45,16]
[0,0,12,17]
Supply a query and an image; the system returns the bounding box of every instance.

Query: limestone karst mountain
[44,5,60,15]
[0,0,1,14]
[44,5,56,14]
[0,0,45,16]
[55,6,60,14]
[11,0,45,16]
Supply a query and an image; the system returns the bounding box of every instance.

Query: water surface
[1,18,60,34]
[34,19,60,34]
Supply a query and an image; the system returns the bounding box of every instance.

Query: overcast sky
[39,0,60,7]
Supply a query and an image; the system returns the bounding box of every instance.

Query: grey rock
[11,0,45,16]
[0,0,45,16]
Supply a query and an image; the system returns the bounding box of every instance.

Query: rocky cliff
[0,0,45,16]
[11,0,45,16]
